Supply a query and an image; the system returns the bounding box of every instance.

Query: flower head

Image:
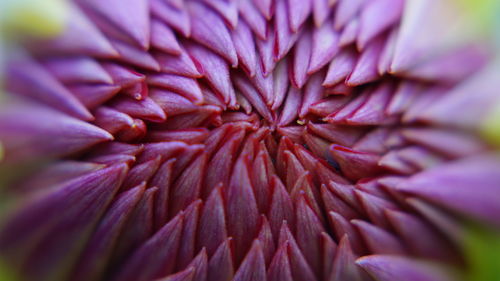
[0,0,500,281]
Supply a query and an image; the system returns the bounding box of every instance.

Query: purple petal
[151,18,182,55]
[308,19,340,74]
[187,1,238,67]
[77,0,150,49]
[112,213,183,281]
[356,255,455,281]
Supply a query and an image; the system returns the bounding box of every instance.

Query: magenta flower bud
[0,0,499,281]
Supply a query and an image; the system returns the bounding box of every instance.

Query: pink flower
[0,0,499,281]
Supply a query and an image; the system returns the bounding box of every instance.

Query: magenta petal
[0,164,128,281]
[334,0,365,29]
[268,176,295,239]
[35,5,118,58]
[149,88,198,116]
[357,255,455,281]
[267,242,294,281]
[287,0,312,32]
[226,156,260,264]
[347,81,394,125]
[274,0,300,60]
[112,214,184,281]
[77,0,150,49]
[299,72,326,118]
[187,1,238,67]
[271,58,290,110]
[6,58,92,121]
[249,60,274,105]
[346,36,384,86]
[43,56,112,84]
[401,128,484,159]
[176,200,202,270]
[386,210,457,262]
[278,87,302,126]
[312,0,331,27]
[185,43,237,107]
[150,158,176,230]
[233,241,267,281]
[205,129,246,193]
[329,144,381,181]
[329,236,368,281]
[169,154,207,216]
[198,186,228,256]
[339,18,360,47]
[151,19,182,55]
[351,220,407,255]
[308,19,340,74]
[154,48,202,78]
[323,48,357,87]
[110,39,160,71]
[110,96,166,122]
[155,267,196,281]
[69,84,121,109]
[233,73,274,122]
[278,223,317,281]
[256,26,277,75]
[253,0,273,19]
[151,0,191,37]
[71,184,145,281]
[239,0,268,40]
[296,195,325,278]
[357,0,403,49]
[147,73,204,105]
[291,29,312,88]
[207,238,234,281]
[203,0,239,29]
[397,153,500,227]
[321,233,337,280]
[232,20,258,77]
[0,103,112,162]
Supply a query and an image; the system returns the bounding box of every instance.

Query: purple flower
[0,0,499,281]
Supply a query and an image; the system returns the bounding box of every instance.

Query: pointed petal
[239,0,268,40]
[357,0,404,49]
[346,37,384,86]
[151,0,191,37]
[147,73,204,104]
[112,214,184,281]
[267,242,294,281]
[308,19,340,74]
[151,19,182,55]
[232,20,257,77]
[397,153,500,227]
[198,186,228,256]
[226,157,261,264]
[207,238,234,281]
[291,29,312,88]
[233,241,267,281]
[187,2,238,67]
[0,103,111,162]
[185,43,237,107]
[323,48,357,86]
[176,200,202,269]
[78,0,150,49]
[170,154,207,216]
[6,58,92,120]
[154,49,202,78]
[356,255,455,281]
[71,184,145,281]
[0,164,128,281]
[351,220,407,255]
